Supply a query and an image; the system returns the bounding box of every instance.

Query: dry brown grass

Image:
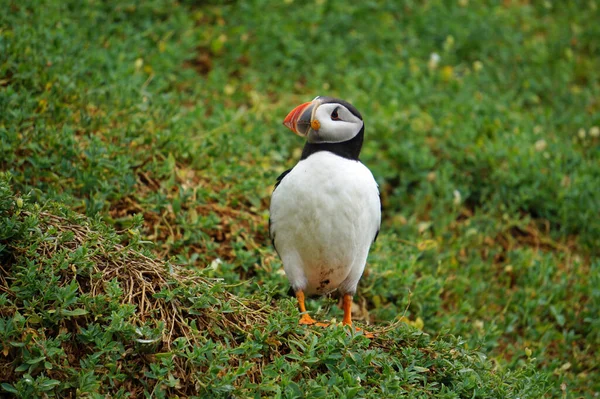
[31,212,270,346]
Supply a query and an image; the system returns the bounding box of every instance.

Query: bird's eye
[331,108,340,121]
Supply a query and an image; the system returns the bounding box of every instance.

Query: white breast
[270,151,381,296]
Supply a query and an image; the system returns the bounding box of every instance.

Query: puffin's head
[283,96,363,144]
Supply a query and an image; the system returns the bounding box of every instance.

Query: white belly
[270,152,381,296]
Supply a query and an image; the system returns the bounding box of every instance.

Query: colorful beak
[283,101,316,137]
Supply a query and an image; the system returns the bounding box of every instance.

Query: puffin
[269,96,381,333]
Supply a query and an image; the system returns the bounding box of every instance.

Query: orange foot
[347,325,374,339]
[342,293,374,338]
[296,291,329,327]
[299,313,329,327]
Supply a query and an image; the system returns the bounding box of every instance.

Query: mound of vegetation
[0,177,547,397]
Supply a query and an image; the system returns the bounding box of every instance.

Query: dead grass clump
[54,212,266,344]
[2,210,272,351]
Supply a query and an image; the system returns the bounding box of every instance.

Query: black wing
[274,168,292,189]
[269,168,293,250]
[373,192,382,243]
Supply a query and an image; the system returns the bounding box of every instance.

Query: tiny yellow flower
[441,65,454,81]
[443,35,455,52]
[534,139,547,151]
[224,84,235,95]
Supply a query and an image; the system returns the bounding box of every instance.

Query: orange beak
[283,101,316,136]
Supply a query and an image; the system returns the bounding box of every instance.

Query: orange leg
[296,290,317,325]
[296,290,329,327]
[342,293,374,338]
[342,293,353,326]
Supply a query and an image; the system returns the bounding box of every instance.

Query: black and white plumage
[269,96,381,330]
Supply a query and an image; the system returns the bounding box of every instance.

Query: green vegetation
[0,0,598,397]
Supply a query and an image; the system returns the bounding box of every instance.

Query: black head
[283,96,365,160]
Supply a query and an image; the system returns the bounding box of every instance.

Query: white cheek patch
[316,119,362,142]
[309,104,363,143]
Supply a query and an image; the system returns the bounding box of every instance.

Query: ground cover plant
[0,0,598,397]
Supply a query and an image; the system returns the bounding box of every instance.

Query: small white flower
[428,53,441,69]
[578,128,586,139]
[418,222,432,234]
[453,190,462,205]
[590,126,599,137]
[473,60,483,72]
[534,139,547,151]
[209,258,223,271]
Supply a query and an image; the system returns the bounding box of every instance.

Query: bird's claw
[299,313,330,327]
[342,322,374,338]
[352,326,375,339]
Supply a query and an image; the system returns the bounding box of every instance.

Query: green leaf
[1,383,18,394]
[26,356,45,365]
[61,308,89,317]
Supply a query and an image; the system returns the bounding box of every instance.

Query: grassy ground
[1,0,598,397]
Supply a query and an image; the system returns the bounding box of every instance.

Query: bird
[269,96,381,335]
